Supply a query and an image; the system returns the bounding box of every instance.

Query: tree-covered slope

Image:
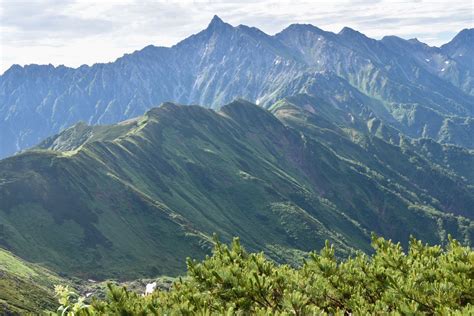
[0,100,472,280]
[0,18,472,158]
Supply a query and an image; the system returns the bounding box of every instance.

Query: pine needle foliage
[54,235,473,315]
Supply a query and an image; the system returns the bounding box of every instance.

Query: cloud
[1,0,117,38]
[0,0,472,73]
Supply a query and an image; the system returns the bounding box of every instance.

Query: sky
[0,0,473,74]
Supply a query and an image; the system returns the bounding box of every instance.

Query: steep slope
[270,94,474,186]
[269,96,474,216]
[0,101,472,280]
[441,28,474,72]
[275,25,473,145]
[0,247,63,314]
[382,34,473,96]
[1,19,473,158]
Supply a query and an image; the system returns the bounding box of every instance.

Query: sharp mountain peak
[210,14,225,25]
[206,14,233,31]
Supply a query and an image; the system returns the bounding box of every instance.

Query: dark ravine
[0,99,472,280]
[0,16,472,158]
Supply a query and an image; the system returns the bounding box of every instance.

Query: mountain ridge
[0,18,472,158]
[1,100,472,280]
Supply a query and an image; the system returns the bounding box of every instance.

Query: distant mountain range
[0,16,473,158]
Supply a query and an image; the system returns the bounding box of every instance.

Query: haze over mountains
[0,16,472,158]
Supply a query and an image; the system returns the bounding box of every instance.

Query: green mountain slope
[0,100,472,280]
[0,247,63,314]
[270,94,474,215]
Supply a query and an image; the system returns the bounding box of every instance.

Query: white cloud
[0,0,472,73]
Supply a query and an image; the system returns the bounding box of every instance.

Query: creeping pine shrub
[54,235,473,315]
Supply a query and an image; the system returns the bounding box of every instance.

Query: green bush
[54,235,473,315]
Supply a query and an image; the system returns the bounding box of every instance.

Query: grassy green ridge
[0,100,472,280]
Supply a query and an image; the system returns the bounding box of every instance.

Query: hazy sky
[1,0,472,74]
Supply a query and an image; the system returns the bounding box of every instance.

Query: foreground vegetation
[55,235,473,315]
